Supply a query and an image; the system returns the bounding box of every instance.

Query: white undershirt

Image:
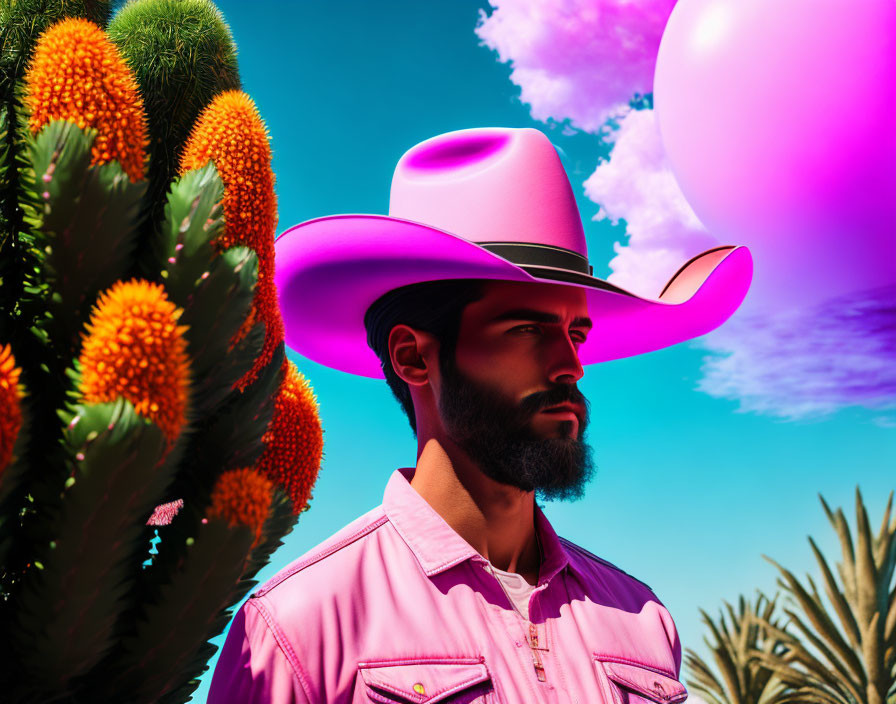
[489,563,538,620]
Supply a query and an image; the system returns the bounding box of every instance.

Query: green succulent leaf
[204,338,285,476]
[160,334,282,533]
[24,120,146,358]
[178,246,259,412]
[0,103,11,238]
[159,164,263,413]
[160,161,226,302]
[2,2,113,319]
[10,397,175,697]
[123,338,283,670]
[154,487,297,704]
[92,515,254,704]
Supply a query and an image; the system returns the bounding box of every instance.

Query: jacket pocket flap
[358,658,490,703]
[600,659,687,703]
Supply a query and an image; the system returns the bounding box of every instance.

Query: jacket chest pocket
[357,658,497,704]
[594,656,688,704]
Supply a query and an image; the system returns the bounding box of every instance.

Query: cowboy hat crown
[274,127,752,377]
[390,128,589,274]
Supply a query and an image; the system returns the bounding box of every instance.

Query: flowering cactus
[0,2,323,702]
[77,278,191,445]
[259,359,325,514]
[180,89,285,391]
[107,0,241,280]
[24,17,148,181]
[0,2,113,326]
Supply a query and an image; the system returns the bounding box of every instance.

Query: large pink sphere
[654,0,896,309]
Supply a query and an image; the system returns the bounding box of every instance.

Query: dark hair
[364,279,485,435]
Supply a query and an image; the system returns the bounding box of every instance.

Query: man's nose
[547,332,584,385]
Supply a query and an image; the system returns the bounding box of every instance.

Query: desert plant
[0,3,323,702]
[756,488,896,704]
[107,0,241,279]
[0,1,113,337]
[686,592,790,704]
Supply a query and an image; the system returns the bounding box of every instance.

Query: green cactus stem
[10,397,179,699]
[107,0,240,280]
[26,120,146,358]
[161,163,260,414]
[92,515,256,703]
[0,0,113,330]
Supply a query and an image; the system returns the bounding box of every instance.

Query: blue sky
[194,1,896,699]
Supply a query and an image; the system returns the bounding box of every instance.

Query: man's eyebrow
[490,308,593,329]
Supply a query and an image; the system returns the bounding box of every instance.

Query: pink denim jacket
[208,468,685,703]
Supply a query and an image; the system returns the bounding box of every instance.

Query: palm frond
[756,488,896,704]
[686,592,790,704]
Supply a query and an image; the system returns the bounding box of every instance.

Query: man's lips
[539,403,585,423]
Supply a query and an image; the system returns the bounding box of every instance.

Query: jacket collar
[383,467,570,585]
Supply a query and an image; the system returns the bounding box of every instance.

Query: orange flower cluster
[24,18,148,183]
[180,90,283,392]
[256,359,323,514]
[78,280,190,444]
[0,344,24,474]
[207,467,274,547]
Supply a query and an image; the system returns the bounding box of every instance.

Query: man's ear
[388,324,439,387]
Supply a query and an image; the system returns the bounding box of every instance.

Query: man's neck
[409,437,540,585]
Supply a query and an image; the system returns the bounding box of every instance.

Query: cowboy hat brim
[274,214,753,378]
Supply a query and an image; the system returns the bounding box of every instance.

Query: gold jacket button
[413,682,426,695]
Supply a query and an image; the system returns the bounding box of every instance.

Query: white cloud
[476,0,676,132]
[584,109,718,297]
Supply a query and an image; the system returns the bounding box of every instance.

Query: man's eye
[513,324,541,334]
[571,331,588,344]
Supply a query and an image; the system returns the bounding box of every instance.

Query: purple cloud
[697,286,896,419]
[475,0,676,132]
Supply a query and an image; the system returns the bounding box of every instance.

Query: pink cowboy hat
[274,127,753,378]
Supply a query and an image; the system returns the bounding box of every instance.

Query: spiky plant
[686,592,790,704]
[0,1,113,338]
[179,89,284,391]
[0,4,323,702]
[107,0,240,280]
[756,488,896,704]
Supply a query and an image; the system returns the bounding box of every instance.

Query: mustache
[518,384,589,417]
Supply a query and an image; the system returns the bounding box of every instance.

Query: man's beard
[437,353,595,502]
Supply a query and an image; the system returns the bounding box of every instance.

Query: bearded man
[209,127,752,703]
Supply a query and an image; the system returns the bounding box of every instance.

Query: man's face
[437,280,595,502]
